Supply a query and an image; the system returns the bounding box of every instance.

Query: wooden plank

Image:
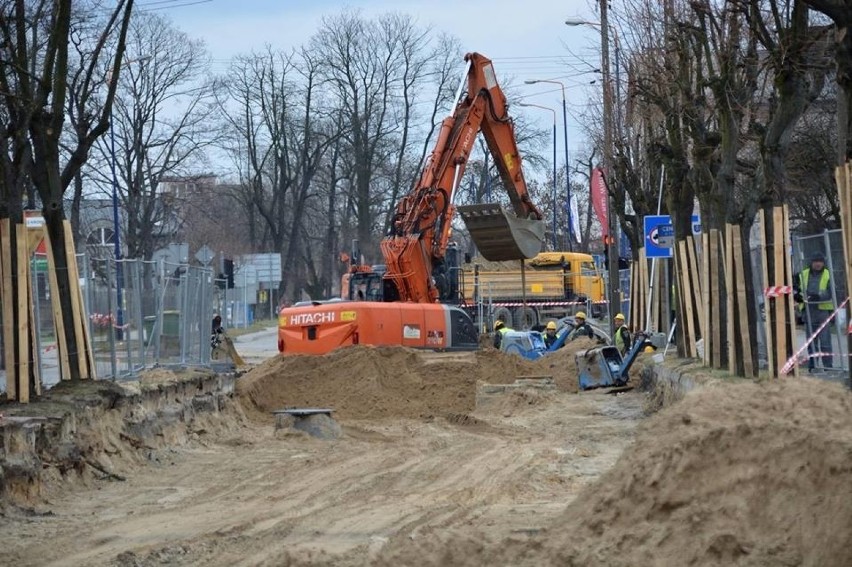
[26,224,44,394]
[635,249,642,330]
[0,219,16,400]
[732,226,755,378]
[709,229,722,368]
[64,221,93,380]
[841,164,852,280]
[782,205,798,377]
[678,242,697,358]
[28,278,41,396]
[25,226,42,394]
[841,164,852,333]
[64,220,97,380]
[648,258,663,332]
[701,232,710,366]
[687,235,704,341]
[16,224,30,402]
[658,257,666,332]
[629,261,635,328]
[724,224,736,374]
[758,210,774,376]
[642,249,649,331]
[43,228,71,381]
[772,206,787,377]
[637,254,644,330]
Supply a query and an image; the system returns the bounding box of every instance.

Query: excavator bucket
[458,203,545,261]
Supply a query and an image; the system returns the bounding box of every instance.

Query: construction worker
[493,320,512,349]
[211,314,225,350]
[793,251,833,370]
[543,321,559,349]
[613,313,632,355]
[567,311,594,341]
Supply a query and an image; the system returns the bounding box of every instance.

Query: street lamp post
[109,116,124,340]
[518,102,558,249]
[566,11,620,334]
[107,55,151,341]
[565,19,622,137]
[524,79,572,252]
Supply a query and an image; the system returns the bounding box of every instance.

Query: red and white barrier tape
[764,285,792,298]
[781,297,848,375]
[477,301,588,308]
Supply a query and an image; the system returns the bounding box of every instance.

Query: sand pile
[237,340,605,421]
[541,377,852,566]
[374,377,852,566]
[524,337,598,392]
[237,346,524,420]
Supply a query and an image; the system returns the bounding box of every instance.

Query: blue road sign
[644,215,673,258]
[644,214,701,259]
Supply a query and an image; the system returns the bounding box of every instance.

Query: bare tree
[787,102,840,231]
[218,45,339,300]
[0,0,134,381]
[313,10,461,261]
[743,0,833,208]
[802,0,852,162]
[87,11,214,262]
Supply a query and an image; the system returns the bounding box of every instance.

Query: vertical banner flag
[570,193,581,244]
[562,196,584,244]
[591,167,608,238]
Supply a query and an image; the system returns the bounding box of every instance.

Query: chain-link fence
[27,255,216,387]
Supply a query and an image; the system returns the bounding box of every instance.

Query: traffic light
[224,258,234,289]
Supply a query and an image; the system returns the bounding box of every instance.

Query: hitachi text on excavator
[278,52,545,355]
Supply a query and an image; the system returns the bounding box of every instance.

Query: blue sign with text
[643,214,701,259]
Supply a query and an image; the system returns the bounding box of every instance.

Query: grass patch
[227,319,277,338]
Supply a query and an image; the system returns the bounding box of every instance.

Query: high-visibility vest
[798,269,832,311]
[615,326,628,352]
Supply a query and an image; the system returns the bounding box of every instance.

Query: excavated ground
[1,346,850,566]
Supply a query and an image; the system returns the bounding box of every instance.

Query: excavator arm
[381,52,544,304]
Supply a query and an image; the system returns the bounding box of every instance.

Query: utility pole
[601,0,620,335]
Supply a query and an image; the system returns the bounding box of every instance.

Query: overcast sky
[160,0,605,166]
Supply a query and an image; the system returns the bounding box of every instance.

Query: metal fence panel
[25,254,217,387]
[791,229,848,371]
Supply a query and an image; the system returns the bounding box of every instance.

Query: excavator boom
[382,52,544,304]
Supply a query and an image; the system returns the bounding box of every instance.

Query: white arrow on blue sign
[643,214,701,259]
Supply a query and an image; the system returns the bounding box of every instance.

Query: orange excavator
[278,52,545,355]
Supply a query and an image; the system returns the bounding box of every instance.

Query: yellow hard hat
[494,320,505,330]
[546,321,557,330]
[575,311,586,320]
[615,313,625,321]
[644,345,655,353]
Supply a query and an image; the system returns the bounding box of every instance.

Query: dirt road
[1,385,643,566]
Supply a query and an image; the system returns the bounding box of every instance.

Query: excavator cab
[348,268,400,302]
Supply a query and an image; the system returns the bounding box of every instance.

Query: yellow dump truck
[460,251,605,328]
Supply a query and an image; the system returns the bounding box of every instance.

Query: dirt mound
[237,341,604,422]
[525,337,598,392]
[474,337,599,393]
[237,346,510,421]
[375,377,852,566]
[541,377,852,566]
[472,348,540,382]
